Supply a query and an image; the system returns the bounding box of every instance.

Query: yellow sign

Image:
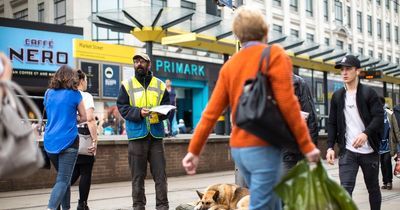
[73,39,136,64]
[161,33,197,45]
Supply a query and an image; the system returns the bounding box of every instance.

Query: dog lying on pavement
[194,184,249,210]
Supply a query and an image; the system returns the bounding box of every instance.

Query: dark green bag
[275,160,357,210]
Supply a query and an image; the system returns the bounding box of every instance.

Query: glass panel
[98,0,118,11]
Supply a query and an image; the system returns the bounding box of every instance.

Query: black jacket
[117,71,170,139]
[327,83,384,155]
[293,75,319,144]
[283,75,319,159]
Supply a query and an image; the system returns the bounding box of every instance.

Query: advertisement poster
[80,61,99,96]
[102,64,120,98]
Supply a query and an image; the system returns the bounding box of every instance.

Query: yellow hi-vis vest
[122,76,166,140]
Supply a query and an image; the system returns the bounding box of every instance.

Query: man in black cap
[117,52,170,210]
[326,55,383,210]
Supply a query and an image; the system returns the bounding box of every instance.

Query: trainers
[381,183,388,189]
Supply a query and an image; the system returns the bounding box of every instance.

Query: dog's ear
[213,190,219,202]
[196,190,204,199]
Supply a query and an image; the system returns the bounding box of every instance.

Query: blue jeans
[47,147,78,210]
[231,146,282,210]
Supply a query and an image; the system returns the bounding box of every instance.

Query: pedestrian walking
[182,6,320,210]
[70,69,98,210]
[326,55,384,210]
[165,79,177,136]
[117,52,170,210]
[282,74,319,175]
[44,65,87,210]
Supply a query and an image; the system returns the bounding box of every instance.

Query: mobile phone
[0,58,4,77]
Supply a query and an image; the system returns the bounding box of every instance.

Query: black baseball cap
[334,55,361,69]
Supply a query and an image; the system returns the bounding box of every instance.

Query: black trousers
[380,152,393,184]
[282,152,303,176]
[339,149,381,210]
[71,155,95,203]
[128,137,168,210]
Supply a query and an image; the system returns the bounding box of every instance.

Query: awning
[91,6,400,83]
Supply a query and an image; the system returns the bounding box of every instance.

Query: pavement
[1,160,400,210]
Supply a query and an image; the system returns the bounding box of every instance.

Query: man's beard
[136,67,147,76]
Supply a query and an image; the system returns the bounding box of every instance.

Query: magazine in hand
[149,105,176,115]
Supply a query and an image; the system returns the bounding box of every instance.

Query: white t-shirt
[344,91,374,154]
[79,91,95,110]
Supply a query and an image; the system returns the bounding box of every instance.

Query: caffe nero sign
[153,56,218,81]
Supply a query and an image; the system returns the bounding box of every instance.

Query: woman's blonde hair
[232,6,269,44]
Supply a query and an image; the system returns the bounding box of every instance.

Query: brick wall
[0,135,330,192]
[0,136,234,192]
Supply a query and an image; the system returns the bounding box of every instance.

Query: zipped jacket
[327,83,384,155]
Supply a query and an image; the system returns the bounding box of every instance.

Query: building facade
[1,0,400,133]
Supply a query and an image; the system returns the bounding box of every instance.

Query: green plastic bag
[274,160,357,210]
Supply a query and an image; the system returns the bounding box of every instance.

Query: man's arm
[363,89,384,138]
[116,86,143,122]
[327,93,338,149]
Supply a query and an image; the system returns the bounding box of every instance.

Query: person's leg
[149,139,169,210]
[77,159,94,210]
[338,150,359,196]
[47,147,78,210]
[380,152,393,189]
[232,146,282,210]
[360,153,381,210]
[128,140,148,210]
[231,149,251,188]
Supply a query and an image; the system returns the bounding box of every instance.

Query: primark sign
[153,56,220,81]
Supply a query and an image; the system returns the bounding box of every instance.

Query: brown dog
[194,184,249,210]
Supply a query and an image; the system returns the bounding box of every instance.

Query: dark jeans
[380,152,393,184]
[339,149,381,210]
[71,155,95,203]
[128,138,169,210]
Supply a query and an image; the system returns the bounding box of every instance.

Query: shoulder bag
[0,80,45,178]
[235,46,298,151]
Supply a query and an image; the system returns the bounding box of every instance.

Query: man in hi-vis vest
[117,52,170,210]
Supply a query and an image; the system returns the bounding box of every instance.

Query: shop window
[97,101,125,135]
[54,0,66,25]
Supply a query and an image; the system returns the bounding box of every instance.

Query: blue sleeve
[75,90,82,106]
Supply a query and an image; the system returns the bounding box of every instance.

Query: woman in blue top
[44,65,87,210]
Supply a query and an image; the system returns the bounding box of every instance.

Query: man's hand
[305,148,320,163]
[141,108,150,117]
[326,149,335,165]
[182,152,199,175]
[352,133,368,149]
